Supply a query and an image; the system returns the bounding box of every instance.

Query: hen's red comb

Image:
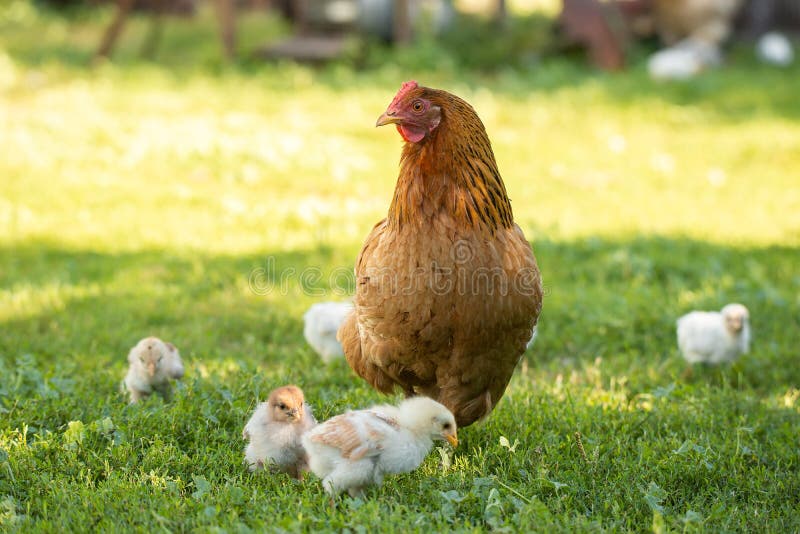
[389,80,419,108]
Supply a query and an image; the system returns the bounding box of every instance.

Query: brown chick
[124,336,184,403]
[338,81,543,427]
[242,385,317,479]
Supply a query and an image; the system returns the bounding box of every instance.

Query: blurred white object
[303,301,354,362]
[362,0,454,37]
[648,39,722,80]
[326,1,359,24]
[757,32,795,66]
[676,303,751,364]
[526,326,538,350]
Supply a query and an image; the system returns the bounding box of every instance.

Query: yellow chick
[243,385,317,479]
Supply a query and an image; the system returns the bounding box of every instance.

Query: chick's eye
[278,403,286,410]
[443,423,451,430]
[412,100,424,113]
[139,357,145,363]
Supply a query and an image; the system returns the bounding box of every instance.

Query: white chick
[303,301,353,363]
[124,336,184,403]
[757,32,794,67]
[243,385,317,479]
[677,303,751,364]
[302,396,458,499]
[648,39,722,80]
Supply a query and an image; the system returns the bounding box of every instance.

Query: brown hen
[339,81,543,426]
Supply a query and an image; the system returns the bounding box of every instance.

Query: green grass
[1,2,799,532]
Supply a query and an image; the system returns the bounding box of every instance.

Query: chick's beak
[287,409,298,419]
[376,110,401,127]
[445,432,458,448]
[147,363,156,377]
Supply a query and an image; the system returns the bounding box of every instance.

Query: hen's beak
[445,432,459,448]
[376,111,401,127]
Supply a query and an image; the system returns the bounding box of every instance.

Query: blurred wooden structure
[95,0,512,63]
[559,0,800,71]
[259,0,412,62]
[559,0,651,70]
[95,0,236,61]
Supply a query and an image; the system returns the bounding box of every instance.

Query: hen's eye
[139,357,145,363]
[412,100,424,113]
[443,423,451,430]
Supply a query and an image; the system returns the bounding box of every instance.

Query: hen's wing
[307,409,398,461]
[339,220,402,394]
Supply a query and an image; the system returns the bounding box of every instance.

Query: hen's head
[376,80,442,143]
[721,303,750,334]
[398,397,458,447]
[267,385,307,423]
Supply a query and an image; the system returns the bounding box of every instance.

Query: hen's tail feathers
[339,311,396,394]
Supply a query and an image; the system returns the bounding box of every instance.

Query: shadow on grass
[0,241,354,368]
[1,235,797,392]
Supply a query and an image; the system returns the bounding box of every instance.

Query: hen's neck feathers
[388,92,514,231]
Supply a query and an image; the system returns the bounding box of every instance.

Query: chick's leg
[294,457,310,481]
[347,486,366,498]
[286,464,301,480]
[128,388,147,403]
[326,460,375,499]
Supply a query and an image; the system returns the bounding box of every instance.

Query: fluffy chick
[302,397,457,499]
[124,336,184,403]
[243,385,317,479]
[303,301,354,363]
[677,303,751,364]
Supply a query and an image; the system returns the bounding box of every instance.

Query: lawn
[1,2,799,532]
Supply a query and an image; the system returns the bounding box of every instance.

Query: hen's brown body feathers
[340,84,542,426]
